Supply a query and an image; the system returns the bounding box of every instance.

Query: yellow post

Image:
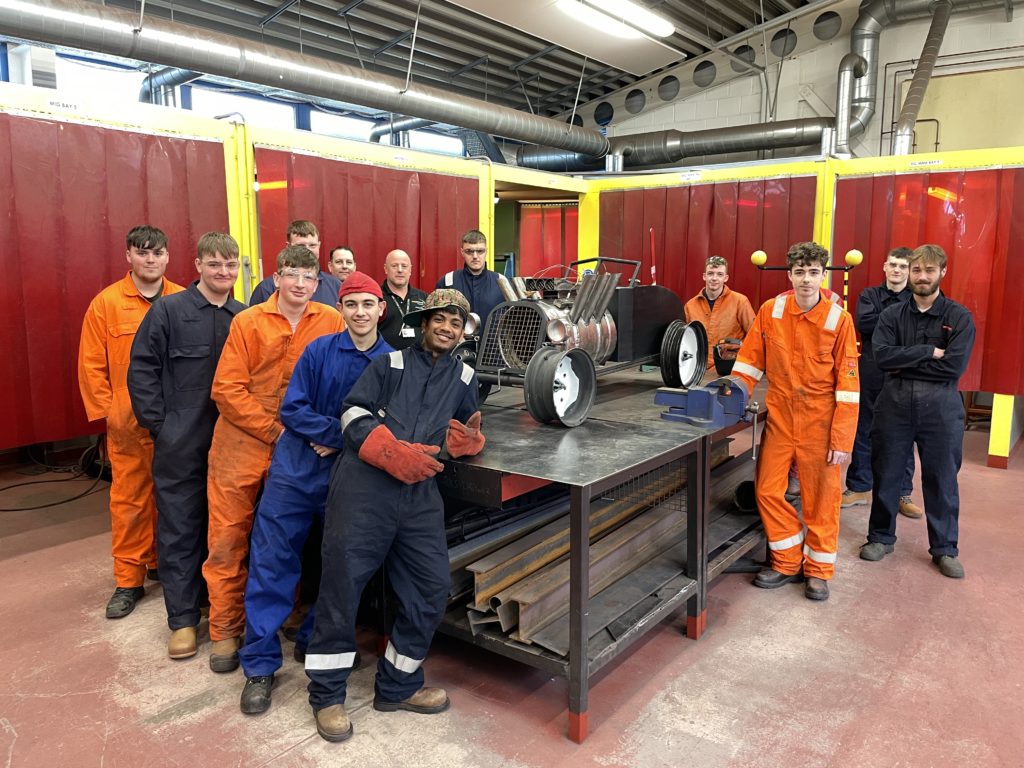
[577,190,600,277]
[223,121,260,301]
[988,394,1021,469]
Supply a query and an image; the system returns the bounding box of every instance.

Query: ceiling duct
[892,0,953,155]
[369,116,436,143]
[519,0,1020,171]
[138,67,201,106]
[0,0,609,156]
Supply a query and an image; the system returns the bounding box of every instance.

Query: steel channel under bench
[437,406,716,743]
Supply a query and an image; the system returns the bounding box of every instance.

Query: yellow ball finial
[751,249,768,266]
[845,248,864,267]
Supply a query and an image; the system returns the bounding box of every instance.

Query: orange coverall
[731,291,860,580]
[78,272,185,587]
[203,294,343,642]
[684,285,756,368]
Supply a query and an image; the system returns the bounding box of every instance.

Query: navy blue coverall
[867,292,976,557]
[249,271,341,308]
[846,281,915,494]
[305,345,478,711]
[128,282,244,630]
[437,266,503,332]
[238,330,393,678]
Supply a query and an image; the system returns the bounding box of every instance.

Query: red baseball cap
[338,271,383,301]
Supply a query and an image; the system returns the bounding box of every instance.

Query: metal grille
[596,459,687,519]
[478,303,545,373]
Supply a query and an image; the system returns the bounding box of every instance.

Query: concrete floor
[1,425,1021,768]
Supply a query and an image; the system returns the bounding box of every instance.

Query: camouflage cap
[403,287,471,327]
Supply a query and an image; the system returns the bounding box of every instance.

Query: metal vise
[655,381,751,431]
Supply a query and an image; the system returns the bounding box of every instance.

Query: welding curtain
[833,169,1024,395]
[0,113,228,450]
[599,176,818,311]
[518,203,579,278]
[253,148,479,291]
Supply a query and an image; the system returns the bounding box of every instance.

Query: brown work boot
[209,636,241,673]
[168,627,198,659]
[804,577,830,601]
[841,489,870,508]
[373,686,450,714]
[898,496,924,518]
[315,704,353,742]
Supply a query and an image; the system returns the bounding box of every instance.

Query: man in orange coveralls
[729,242,860,602]
[684,255,755,370]
[202,245,343,673]
[78,225,185,619]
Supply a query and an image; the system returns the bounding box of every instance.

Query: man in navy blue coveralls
[305,288,485,743]
[842,247,920,517]
[860,244,976,579]
[237,272,392,715]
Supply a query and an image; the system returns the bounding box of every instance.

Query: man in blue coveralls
[305,288,486,743]
[237,272,392,715]
[859,244,976,579]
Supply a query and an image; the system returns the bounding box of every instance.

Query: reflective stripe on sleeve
[771,296,787,319]
[304,652,358,671]
[804,544,838,564]
[835,390,860,403]
[444,272,454,287]
[341,406,373,431]
[824,303,843,332]
[768,531,805,551]
[732,361,763,381]
[460,362,474,385]
[384,641,423,674]
[389,350,404,369]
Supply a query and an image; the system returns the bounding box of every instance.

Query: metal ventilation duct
[369,116,436,143]
[0,0,609,156]
[138,67,200,105]
[518,0,1020,170]
[893,0,953,155]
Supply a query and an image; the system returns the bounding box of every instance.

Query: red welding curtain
[833,169,1024,395]
[600,176,818,309]
[0,113,229,451]
[518,204,579,277]
[254,148,479,290]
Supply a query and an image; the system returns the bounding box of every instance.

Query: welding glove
[446,411,485,458]
[358,424,444,484]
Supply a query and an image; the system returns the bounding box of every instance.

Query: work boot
[784,475,800,502]
[752,568,803,589]
[315,704,353,742]
[841,489,870,508]
[146,568,160,582]
[105,586,144,619]
[209,637,241,673]
[373,686,450,714]
[859,542,894,561]
[932,555,965,579]
[168,627,198,659]
[898,496,924,519]
[240,674,275,715]
[804,577,830,601]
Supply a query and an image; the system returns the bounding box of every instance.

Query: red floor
[1,428,1021,767]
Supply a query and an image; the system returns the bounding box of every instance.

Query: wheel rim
[524,347,596,427]
[660,319,707,388]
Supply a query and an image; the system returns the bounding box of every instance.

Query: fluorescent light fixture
[582,0,676,39]
[555,0,643,39]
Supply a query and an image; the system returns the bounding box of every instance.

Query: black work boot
[240,674,275,715]
[752,568,803,589]
[804,577,830,601]
[105,586,145,619]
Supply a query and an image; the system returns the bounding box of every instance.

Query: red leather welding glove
[358,425,444,484]
[446,411,485,458]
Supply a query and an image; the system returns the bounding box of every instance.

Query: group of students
[78,220,488,743]
[685,242,976,601]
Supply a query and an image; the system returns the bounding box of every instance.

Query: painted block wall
[609,7,1024,163]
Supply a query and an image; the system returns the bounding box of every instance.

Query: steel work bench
[438,381,762,742]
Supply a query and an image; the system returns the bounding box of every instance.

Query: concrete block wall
[609,6,1024,163]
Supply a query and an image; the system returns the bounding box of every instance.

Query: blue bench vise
[655,382,750,430]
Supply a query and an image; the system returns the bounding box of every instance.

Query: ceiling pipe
[369,115,436,143]
[138,67,200,105]
[518,0,1020,170]
[833,53,868,157]
[893,0,953,154]
[0,0,609,156]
